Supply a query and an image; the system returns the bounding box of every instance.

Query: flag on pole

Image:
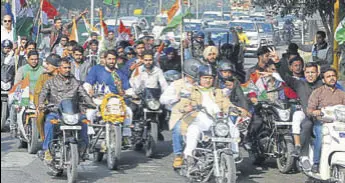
[116,20,131,42]
[160,0,191,35]
[82,15,98,34]
[8,75,30,107]
[42,0,59,19]
[14,0,34,40]
[69,18,79,42]
[104,0,120,7]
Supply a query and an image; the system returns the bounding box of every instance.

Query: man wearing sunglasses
[1,15,14,43]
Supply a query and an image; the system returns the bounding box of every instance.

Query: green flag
[104,0,113,5]
[15,17,34,39]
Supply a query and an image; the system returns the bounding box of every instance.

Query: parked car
[257,22,275,47]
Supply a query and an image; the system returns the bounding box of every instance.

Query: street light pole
[196,0,199,19]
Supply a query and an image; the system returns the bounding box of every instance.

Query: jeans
[172,121,183,155]
[300,118,313,156]
[313,121,322,164]
[42,112,88,151]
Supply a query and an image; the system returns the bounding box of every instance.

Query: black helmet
[198,64,215,78]
[196,31,205,38]
[183,58,203,79]
[218,60,236,72]
[2,40,13,49]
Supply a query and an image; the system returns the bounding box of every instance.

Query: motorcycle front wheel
[106,123,121,170]
[276,137,295,174]
[66,143,79,183]
[27,117,40,154]
[145,122,158,158]
[216,153,236,183]
[1,101,8,131]
[332,165,345,183]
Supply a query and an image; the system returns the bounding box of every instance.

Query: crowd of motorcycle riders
[1,9,345,182]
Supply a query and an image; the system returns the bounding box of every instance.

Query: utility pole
[333,0,340,72]
[196,0,199,19]
[90,0,94,27]
[159,0,163,13]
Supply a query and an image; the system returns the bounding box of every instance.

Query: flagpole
[180,0,184,81]
[91,0,94,27]
[114,0,121,35]
[36,0,43,44]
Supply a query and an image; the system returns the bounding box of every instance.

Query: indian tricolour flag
[166,0,182,29]
[8,75,30,107]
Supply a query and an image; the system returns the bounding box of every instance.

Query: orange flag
[69,18,78,42]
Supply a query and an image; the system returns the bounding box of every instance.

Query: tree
[253,0,339,45]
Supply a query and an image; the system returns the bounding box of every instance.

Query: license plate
[88,126,95,135]
[60,126,82,130]
[212,137,235,143]
[340,132,345,138]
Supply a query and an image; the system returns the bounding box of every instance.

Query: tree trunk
[319,8,333,46]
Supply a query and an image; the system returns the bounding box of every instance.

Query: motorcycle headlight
[335,109,345,122]
[147,100,160,110]
[1,81,11,91]
[214,123,229,137]
[275,108,290,121]
[62,113,79,125]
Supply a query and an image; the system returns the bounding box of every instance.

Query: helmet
[124,46,135,55]
[198,64,215,78]
[218,60,236,72]
[236,26,243,31]
[183,58,203,79]
[196,31,205,38]
[2,40,13,49]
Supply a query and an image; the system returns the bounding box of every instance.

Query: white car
[229,20,268,57]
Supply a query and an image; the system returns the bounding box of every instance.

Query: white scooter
[300,105,345,183]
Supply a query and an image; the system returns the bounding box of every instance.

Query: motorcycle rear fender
[330,152,345,167]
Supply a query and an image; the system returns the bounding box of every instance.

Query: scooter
[300,105,345,183]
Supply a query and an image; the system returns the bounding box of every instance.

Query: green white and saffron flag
[335,17,345,45]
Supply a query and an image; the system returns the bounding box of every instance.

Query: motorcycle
[1,64,15,131]
[16,100,41,154]
[88,93,127,170]
[131,88,162,158]
[177,106,241,183]
[300,105,345,183]
[249,99,302,173]
[42,99,87,183]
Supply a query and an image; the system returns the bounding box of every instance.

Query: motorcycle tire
[145,122,158,158]
[133,142,143,151]
[27,117,40,154]
[67,143,79,183]
[106,123,121,170]
[216,153,236,183]
[1,101,8,131]
[92,151,104,162]
[276,137,294,174]
[332,165,345,183]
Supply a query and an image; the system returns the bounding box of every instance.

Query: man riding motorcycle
[34,54,61,140]
[160,58,202,168]
[38,58,97,162]
[83,50,132,143]
[10,51,44,136]
[179,65,249,173]
[307,67,345,173]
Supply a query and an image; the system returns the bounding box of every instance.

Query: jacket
[179,86,235,135]
[38,74,96,111]
[33,73,54,140]
[160,78,195,130]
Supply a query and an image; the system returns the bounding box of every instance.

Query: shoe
[122,137,132,149]
[173,156,183,168]
[158,132,164,141]
[311,164,319,173]
[81,153,89,160]
[299,156,312,171]
[291,145,301,157]
[243,142,252,150]
[44,150,53,164]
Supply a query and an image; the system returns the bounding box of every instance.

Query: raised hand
[268,47,279,62]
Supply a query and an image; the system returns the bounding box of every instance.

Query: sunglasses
[4,20,11,23]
